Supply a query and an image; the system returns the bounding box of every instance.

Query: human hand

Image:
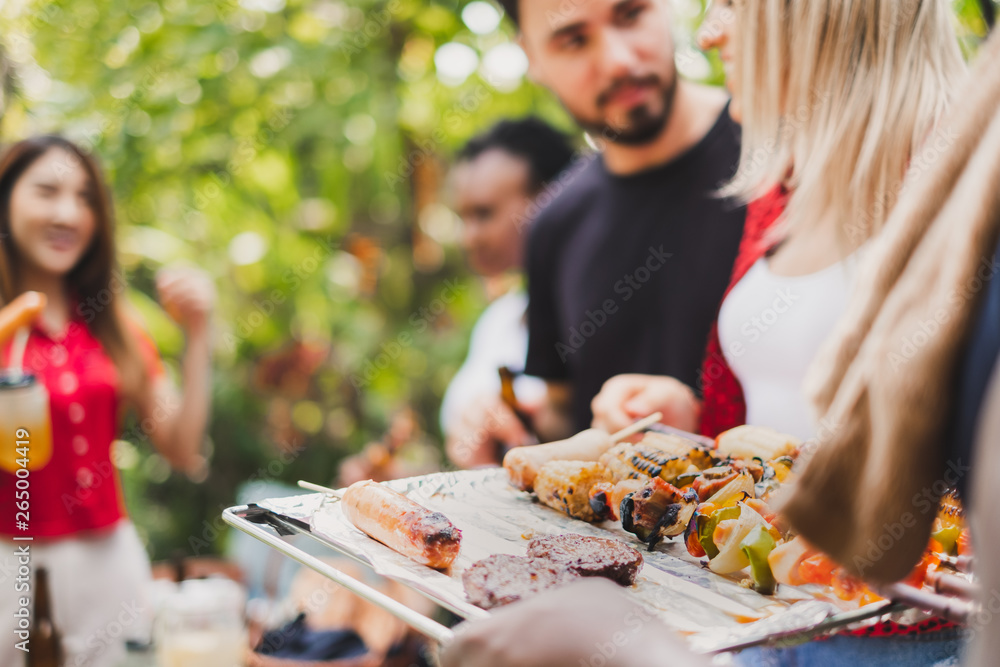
[446,393,532,469]
[441,578,705,667]
[156,266,216,334]
[591,374,701,434]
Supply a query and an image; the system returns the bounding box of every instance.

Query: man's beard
[574,74,677,146]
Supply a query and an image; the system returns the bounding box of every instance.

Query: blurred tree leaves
[0,0,992,559]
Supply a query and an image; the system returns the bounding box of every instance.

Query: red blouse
[699,186,788,438]
[0,314,162,539]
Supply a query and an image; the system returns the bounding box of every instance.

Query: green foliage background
[0,0,992,560]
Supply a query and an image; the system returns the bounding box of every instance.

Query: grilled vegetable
[692,466,738,501]
[709,503,770,574]
[598,442,703,486]
[932,524,961,555]
[641,432,718,473]
[641,432,715,461]
[589,482,617,522]
[740,525,777,594]
[769,456,795,482]
[599,443,656,483]
[621,478,698,549]
[798,553,837,586]
[673,470,701,489]
[732,459,766,483]
[715,425,800,462]
[704,471,755,507]
[684,502,716,558]
[534,460,611,522]
[902,547,941,588]
[938,489,963,524]
[589,479,645,522]
[504,428,613,492]
[754,456,793,498]
[694,504,740,559]
[767,536,812,586]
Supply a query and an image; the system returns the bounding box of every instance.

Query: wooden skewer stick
[879,581,977,626]
[298,480,343,498]
[610,411,663,443]
[925,570,979,601]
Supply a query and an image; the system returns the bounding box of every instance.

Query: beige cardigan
[781,30,1000,584]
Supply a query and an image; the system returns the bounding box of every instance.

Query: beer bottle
[27,567,62,667]
[496,366,538,460]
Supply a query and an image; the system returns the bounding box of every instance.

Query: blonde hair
[728,0,966,247]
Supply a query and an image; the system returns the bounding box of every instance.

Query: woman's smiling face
[697,0,741,123]
[8,148,97,279]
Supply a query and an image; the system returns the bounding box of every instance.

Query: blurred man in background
[442,118,576,468]
[452,0,746,462]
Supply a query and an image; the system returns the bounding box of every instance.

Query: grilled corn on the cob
[534,460,611,522]
[715,426,800,462]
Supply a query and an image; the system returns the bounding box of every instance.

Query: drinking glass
[0,372,53,474]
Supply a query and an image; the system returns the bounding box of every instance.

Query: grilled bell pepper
[698,506,740,559]
[739,524,777,594]
[931,524,961,555]
[684,502,716,558]
[798,553,837,586]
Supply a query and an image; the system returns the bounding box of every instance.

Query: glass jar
[0,372,53,474]
[155,578,247,667]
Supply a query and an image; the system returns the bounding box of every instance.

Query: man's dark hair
[457,117,576,193]
[496,0,519,28]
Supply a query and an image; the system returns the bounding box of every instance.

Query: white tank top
[717,252,863,440]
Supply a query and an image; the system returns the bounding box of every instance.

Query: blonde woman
[586,0,968,664]
[594,0,965,440]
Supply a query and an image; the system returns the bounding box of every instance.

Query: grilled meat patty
[462,554,579,609]
[526,534,643,586]
[463,534,644,609]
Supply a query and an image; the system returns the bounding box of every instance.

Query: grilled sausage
[0,292,46,347]
[341,480,462,568]
[503,428,613,492]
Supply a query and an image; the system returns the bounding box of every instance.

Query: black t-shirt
[525,106,746,431]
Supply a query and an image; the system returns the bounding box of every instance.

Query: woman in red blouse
[0,136,214,666]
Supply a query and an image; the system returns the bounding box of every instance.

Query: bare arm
[140,268,215,474]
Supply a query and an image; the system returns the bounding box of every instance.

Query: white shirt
[717,253,863,440]
[440,290,546,433]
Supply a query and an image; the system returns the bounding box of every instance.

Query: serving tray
[223,468,927,653]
